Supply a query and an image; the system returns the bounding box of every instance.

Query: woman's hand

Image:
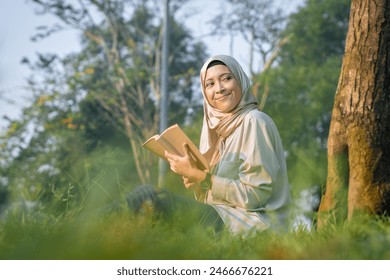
[182,176,199,189]
[165,143,206,182]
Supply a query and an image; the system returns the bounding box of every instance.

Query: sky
[0,0,303,132]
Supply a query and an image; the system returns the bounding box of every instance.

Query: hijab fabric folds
[199,55,259,169]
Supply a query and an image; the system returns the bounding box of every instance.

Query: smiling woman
[203,61,243,112]
[128,55,292,236]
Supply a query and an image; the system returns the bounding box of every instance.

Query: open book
[142,124,209,171]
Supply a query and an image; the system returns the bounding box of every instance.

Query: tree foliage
[209,0,286,75]
[257,0,351,196]
[0,0,207,216]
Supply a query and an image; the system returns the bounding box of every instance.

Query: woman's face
[204,64,242,113]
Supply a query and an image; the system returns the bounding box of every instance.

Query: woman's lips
[214,93,231,101]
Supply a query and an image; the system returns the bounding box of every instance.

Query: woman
[128,55,291,235]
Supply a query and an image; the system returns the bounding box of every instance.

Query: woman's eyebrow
[205,72,232,81]
[220,72,232,77]
[204,78,213,84]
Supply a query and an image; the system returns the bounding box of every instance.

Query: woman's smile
[204,65,242,112]
[214,92,231,101]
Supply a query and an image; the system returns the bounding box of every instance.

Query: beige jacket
[202,110,291,235]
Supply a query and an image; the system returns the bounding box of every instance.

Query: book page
[142,124,209,171]
[159,125,209,171]
[142,135,166,159]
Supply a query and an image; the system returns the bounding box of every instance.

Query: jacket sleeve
[209,114,281,210]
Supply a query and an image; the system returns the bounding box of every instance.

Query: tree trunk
[318,0,390,227]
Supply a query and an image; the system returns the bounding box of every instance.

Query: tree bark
[318,0,390,227]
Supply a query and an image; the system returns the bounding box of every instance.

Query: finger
[182,177,190,184]
[183,176,195,183]
[183,180,195,189]
[165,150,173,160]
[166,157,174,166]
[182,177,195,189]
[165,150,179,163]
[184,183,194,189]
[169,163,177,173]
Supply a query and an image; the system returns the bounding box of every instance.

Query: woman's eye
[205,82,213,88]
[222,75,232,81]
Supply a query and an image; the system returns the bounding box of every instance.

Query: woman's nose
[215,82,225,94]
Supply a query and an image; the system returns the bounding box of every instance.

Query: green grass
[1,136,389,260]
[1,205,389,260]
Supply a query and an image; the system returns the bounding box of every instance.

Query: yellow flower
[61,117,73,125]
[84,68,95,75]
[37,95,49,105]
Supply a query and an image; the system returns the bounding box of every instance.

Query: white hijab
[199,55,259,169]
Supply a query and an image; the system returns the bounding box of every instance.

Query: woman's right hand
[182,176,199,189]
